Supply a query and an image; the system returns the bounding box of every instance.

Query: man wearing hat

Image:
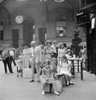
[29,41,41,82]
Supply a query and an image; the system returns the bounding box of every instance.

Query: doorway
[38,27,46,45]
[12,29,19,48]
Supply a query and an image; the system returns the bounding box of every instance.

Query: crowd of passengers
[1,40,87,95]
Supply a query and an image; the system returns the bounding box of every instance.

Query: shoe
[17,74,19,77]
[29,80,34,83]
[54,91,60,96]
[11,72,14,73]
[37,80,40,83]
[42,91,45,95]
[21,74,23,77]
[66,82,70,86]
[69,82,74,85]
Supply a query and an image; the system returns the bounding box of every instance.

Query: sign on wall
[56,20,67,38]
[0,43,11,48]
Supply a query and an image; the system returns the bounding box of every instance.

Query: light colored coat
[29,46,41,63]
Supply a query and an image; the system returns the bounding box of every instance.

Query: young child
[16,55,23,77]
[40,60,59,95]
[57,55,74,86]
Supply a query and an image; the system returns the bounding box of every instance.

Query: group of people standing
[1,47,16,74]
[1,40,86,96]
[15,40,74,95]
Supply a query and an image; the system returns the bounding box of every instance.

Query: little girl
[16,55,23,77]
[57,55,74,86]
[40,60,59,95]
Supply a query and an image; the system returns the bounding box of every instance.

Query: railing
[68,58,83,80]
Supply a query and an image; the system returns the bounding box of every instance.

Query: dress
[16,58,23,72]
[40,67,54,84]
[58,48,66,65]
[22,48,30,69]
[59,63,72,77]
[65,54,72,65]
[44,46,53,61]
[58,49,66,58]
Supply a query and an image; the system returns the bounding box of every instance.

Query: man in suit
[29,41,41,82]
[2,48,13,74]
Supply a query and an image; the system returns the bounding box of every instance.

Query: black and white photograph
[0,0,96,100]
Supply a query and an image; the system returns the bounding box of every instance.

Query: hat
[66,49,72,54]
[22,43,30,47]
[45,40,52,45]
[31,41,36,45]
[53,40,57,43]
[19,55,22,58]
[60,42,63,45]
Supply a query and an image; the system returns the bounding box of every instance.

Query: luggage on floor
[23,68,32,79]
[55,79,63,93]
[44,83,53,93]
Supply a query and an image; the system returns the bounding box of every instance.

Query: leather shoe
[29,80,34,83]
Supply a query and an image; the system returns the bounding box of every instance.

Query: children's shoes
[54,91,60,96]
[42,90,45,95]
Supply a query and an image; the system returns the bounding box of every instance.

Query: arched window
[56,15,67,38]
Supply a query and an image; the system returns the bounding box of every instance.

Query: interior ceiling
[4,0,74,14]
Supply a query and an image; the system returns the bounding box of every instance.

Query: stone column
[18,25,23,47]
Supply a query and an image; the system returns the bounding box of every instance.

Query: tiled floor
[0,61,96,100]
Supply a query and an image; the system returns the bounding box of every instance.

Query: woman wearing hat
[22,43,30,70]
[66,49,73,64]
[66,49,73,58]
[44,40,54,61]
[58,43,67,64]
[51,40,58,59]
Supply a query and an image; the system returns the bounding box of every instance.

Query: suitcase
[44,83,53,93]
[23,68,32,79]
